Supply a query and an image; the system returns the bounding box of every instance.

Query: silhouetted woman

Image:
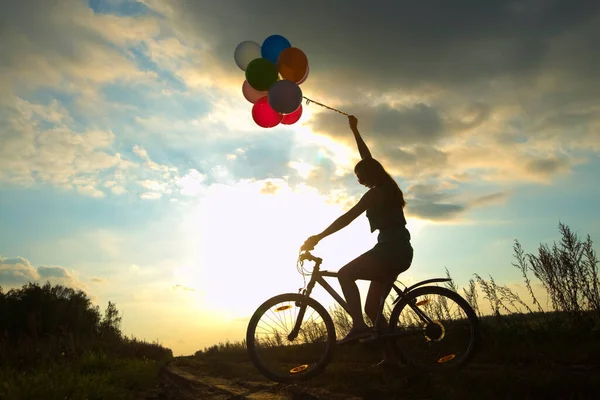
[302,115,413,367]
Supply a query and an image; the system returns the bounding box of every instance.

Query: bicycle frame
[288,252,452,341]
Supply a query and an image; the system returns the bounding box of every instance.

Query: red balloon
[252,97,283,128]
[281,105,303,125]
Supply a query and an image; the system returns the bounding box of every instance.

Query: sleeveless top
[366,183,411,243]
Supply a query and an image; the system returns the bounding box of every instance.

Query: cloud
[525,157,571,178]
[138,180,171,193]
[260,181,281,195]
[307,100,585,185]
[154,0,598,96]
[142,0,599,189]
[382,146,450,179]
[176,169,207,197]
[173,284,196,292]
[0,1,157,81]
[0,95,194,199]
[0,98,137,195]
[0,257,39,285]
[0,256,86,290]
[403,183,510,221]
[140,192,163,200]
[223,132,297,182]
[470,192,509,207]
[132,145,178,174]
[408,202,466,221]
[1,0,597,225]
[144,36,234,93]
[310,103,447,147]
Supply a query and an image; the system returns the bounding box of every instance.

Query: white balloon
[268,80,303,115]
[234,41,261,71]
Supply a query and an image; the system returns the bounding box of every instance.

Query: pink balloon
[281,105,303,125]
[298,65,310,84]
[252,97,283,128]
[242,80,267,104]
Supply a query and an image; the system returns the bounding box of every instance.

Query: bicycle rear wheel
[388,286,479,371]
[246,293,336,382]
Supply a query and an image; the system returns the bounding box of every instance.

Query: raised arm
[348,115,372,160]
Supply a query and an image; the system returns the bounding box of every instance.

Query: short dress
[363,185,413,275]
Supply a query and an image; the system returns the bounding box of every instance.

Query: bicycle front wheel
[246,293,336,382]
[389,286,479,371]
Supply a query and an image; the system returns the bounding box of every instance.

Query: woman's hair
[354,158,406,208]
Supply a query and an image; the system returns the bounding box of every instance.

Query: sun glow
[288,161,314,179]
[179,179,347,320]
[294,115,358,171]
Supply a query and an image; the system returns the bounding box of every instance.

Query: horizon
[1,0,599,356]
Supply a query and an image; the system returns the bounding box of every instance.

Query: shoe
[336,327,373,345]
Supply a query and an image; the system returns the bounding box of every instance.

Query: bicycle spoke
[247,293,335,382]
[263,311,289,333]
[389,286,478,371]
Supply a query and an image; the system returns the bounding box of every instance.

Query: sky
[1,0,599,356]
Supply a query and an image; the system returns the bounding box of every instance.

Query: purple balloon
[267,80,303,115]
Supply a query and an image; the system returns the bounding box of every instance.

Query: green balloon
[245,58,278,92]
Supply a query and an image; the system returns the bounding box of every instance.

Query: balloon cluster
[234,35,309,128]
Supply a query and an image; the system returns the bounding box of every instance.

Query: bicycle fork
[287,305,306,341]
[287,277,318,341]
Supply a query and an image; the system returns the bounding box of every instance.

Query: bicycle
[246,250,480,383]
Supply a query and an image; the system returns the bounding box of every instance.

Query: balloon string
[303,96,349,116]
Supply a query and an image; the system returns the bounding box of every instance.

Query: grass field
[189,309,600,399]
[1,351,171,400]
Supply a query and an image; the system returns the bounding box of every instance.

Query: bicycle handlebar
[298,250,322,264]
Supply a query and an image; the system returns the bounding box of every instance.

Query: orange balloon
[277,47,309,84]
[298,65,309,84]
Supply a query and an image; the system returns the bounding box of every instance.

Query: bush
[0,282,173,367]
[0,282,173,399]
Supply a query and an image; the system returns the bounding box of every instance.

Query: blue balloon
[261,35,291,65]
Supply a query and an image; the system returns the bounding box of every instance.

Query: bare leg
[338,268,368,330]
[338,253,397,331]
[366,281,399,363]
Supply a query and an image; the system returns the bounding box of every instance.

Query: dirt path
[137,358,598,400]
[138,360,362,400]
